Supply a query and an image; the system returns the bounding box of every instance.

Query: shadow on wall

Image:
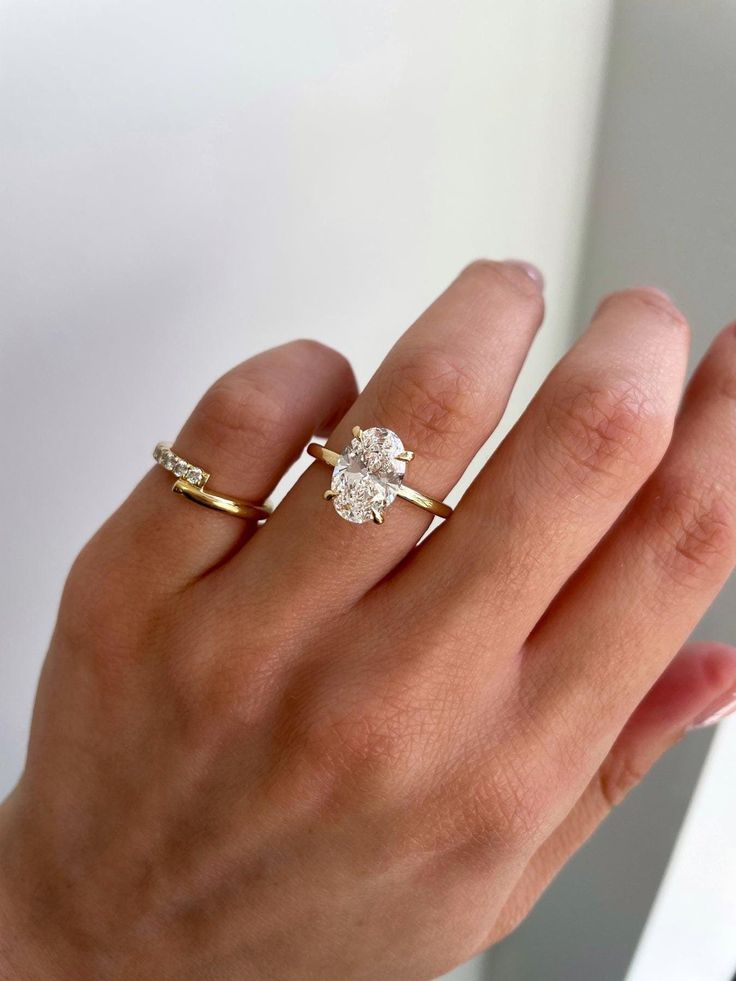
[482,2,736,980]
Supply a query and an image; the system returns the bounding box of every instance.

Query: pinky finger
[488,641,736,944]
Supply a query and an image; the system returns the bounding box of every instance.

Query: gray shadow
[483,2,736,978]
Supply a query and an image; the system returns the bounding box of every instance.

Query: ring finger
[385,287,690,655]
[524,321,736,769]
[232,260,545,616]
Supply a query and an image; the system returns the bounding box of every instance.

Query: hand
[1,261,735,981]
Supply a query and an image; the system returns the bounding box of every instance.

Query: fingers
[383,288,690,653]
[525,323,736,770]
[233,261,545,615]
[78,341,358,593]
[488,642,736,944]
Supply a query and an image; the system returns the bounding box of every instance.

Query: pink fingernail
[691,689,736,728]
[505,260,544,289]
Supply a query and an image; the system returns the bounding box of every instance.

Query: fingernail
[505,260,544,289]
[690,689,736,729]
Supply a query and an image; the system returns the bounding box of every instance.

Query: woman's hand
[1,261,735,981]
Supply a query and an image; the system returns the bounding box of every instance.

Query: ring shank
[172,480,271,521]
[396,484,452,519]
[307,443,452,519]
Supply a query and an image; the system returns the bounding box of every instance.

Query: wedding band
[153,442,271,521]
[307,426,452,524]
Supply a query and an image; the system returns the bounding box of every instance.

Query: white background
[1,3,733,979]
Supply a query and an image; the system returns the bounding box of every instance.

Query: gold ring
[307,426,452,524]
[153,442,271,521]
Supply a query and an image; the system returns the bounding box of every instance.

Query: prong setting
[327,426,407,524]
[153,441,209,488]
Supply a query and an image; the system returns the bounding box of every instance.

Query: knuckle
[376,348,484,458]
[447,783,545,867]
[315,709,405,775]
[538,373,669,495]
[643,479,736,589]
[197,373,288,454]
[286,337,352,377]
[287,336,334,358]
[168,645,275,748]
[468,774,545,854]
[597,749,647,811]
[59,535,170,664]
[276,693,416,805]
[442,737,548,858]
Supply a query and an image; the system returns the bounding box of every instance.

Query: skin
[1,259,735,980]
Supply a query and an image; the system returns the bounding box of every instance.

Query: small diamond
[153,442,171,465]
[186,466,204,487]
[173,458,189,478]
[161,449,176,470]
[331,427,406,523]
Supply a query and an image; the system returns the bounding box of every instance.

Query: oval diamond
[331,427,406,523]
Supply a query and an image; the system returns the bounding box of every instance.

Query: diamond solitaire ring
[307,426,452,524]
[153,442,271,521]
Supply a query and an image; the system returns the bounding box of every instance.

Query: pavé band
[153,442,271,521]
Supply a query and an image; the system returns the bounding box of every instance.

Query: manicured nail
[690,689,736,728]
[505,260,544,289]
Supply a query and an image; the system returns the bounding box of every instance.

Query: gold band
[307,443,452,520]
[153,442,271,522]
[171,480,271,520]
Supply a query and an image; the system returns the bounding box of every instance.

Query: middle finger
[384,288,690,653]
[232,260,545,615]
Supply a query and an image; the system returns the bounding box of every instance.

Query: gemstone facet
[330,427,406,523]
[153,443,209,487]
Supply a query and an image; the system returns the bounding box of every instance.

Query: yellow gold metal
[323,488,338,501]
[371,508,384,524]
[395,450,415,462]
[154,441,270,521]
[392,484,451,518]
[352,426,363,439]
[307,442,452,520]
[172,480,271,521]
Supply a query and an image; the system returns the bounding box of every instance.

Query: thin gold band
[307,443,452,519]
[154,442,271,522]
[171,480,271,520]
